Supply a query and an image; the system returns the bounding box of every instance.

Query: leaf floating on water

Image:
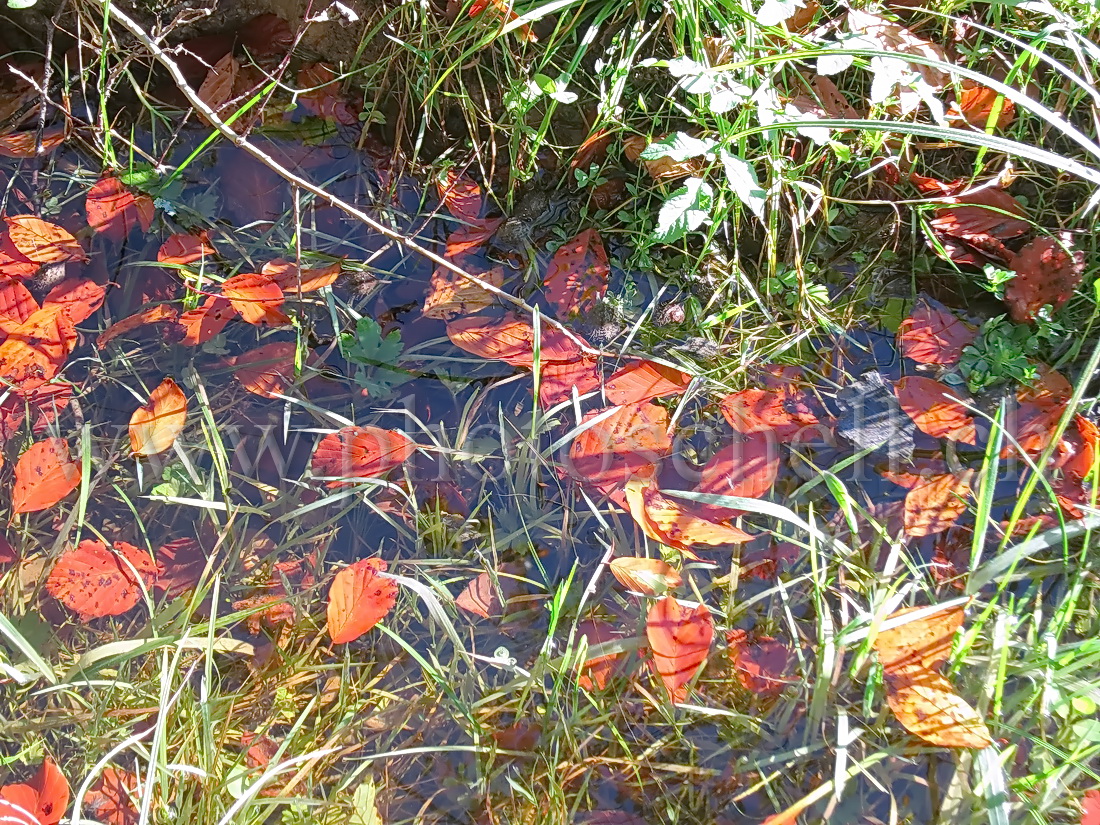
[46,540,157,620]
[4,216,86,264]
[310,425,417,487]
[436,169,485,226]
[0,124,68,159]
[625,477,753,555]
[129,377,188,457]
[85,175,155,243]
[567,403,672,495]
[263,259,343,293]
[158,233,215,266]
[327,558,398,644]
[12,437,81,514]
[609,556,682,596]
[726,629,797,696]
[180,295,235,346]
[0,306,77,390]
[423,264,504,320]
[455,564,526,619]
[544,228,610,318]
[447,312,582,367]
[1004,235,1085,323]
[903,469,974,537]
[0,275,38,332]
[897,298,977,366]
[696,432,779,504]
[604,360,692,405]
[911,174,1030,266]
[576,619,624,691]
[221,272,290,326]
[646,596,713,702]
[43,278,106,325]
[539,355,601,408]
[719,387,818,441]
[895,376,977,444]
[97,305,180,349]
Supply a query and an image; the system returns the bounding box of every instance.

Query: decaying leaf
[12,437,81,514]
[623,134,707,181]
[264,259,343,293]
[576,619,624,691]
[719,387,819,441]
[327,558,398,643]
[903,469,974,537]
[97,305,180,349]
[158,233,215,266]
[46,540,157,620]
[646,596,713,702]
[85,175,155,243]
[455,564,526,619]
[912,174,1030,265]
[129,377,188,457]
[1004,235,1085,323]
[625,477,753,555]
[895,376,977,444]
[468,0,538,42]
[543,229,610,318]
[0,124,68,159]
[609,556,682,596]
[423,264,504,320]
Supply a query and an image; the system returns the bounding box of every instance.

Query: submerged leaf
[327,558,398,643]
[544,228,610,318]
[46,540,157,620]
[1004,235,1085,323]
[646,596,713,702]
[12,437,81,513]
[311,426,416,487]
[898,299,977,366]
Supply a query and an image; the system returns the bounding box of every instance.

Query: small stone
[654,301,686,326]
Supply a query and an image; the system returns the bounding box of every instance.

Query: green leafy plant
[340,317,414,398]
[959,315,1064,392]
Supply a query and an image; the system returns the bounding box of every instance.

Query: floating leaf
[539,355,601,408]
[543,228,610,318]
[43,278,106,325]
[912,175,1030,265]
[898,299,977,366]
[157,233,215,266]
[576,619,624,691]
[0,124,67,158]
[221,272,289,325]
[129,377,188,457]
[0,232,39,279]
[895,376,977,444]
[604,360,692,405]
[455,564,526,619]
[12,437,81,514]
[154,537,207,598]
[567,403,672,495]
[0,276,37,332]
[447,312,582,367]
[646,596,713,702]
[197,52,240,111]
[327,558,398,643]
[726,629,797,696]
[4,216,86,263]
[625,477,752,554]
[697,432,779,503]
[96,304,179,349]
[719,387,819,441]
[85,175,155,243]
[609,556,682,596]
[0,383,72,441]
[0,306,76,390]
[46,540,157,620]
[904,469,974,537]
[0,758,70,825]
[423,264,504,320]
[180,295,235,346]
[227,341,298,398]
[311,426,417,487]
[436,170,484,225]
[1004,235,1085,323]
[264,259,343,293]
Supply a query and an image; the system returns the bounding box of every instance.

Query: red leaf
[468,0,538,41]
[538,355,601,407]
[96,305,179,349]
[646,596,713,702]
[1082,790,1100,825]
[0,758,69,825]
[1004,235,1085,323]
[443,219,503,257]
[4,216,86,264]
[437,170,484,225]
[43,278,106,325]
[567,403,671,495]
[86,175,155,243]
[238,14,295,56]
[155,538,207,598]
[157,233,215,266]
[576,619,624,691]
[895,376,977,444]
[12,437,81,514]
[180,295,235,346]
[0,306,77,390]
[327,558,398,643]
[947,80,1015,130]
[263,259,342,293]
[221,272,289,325]
[719,387,818,441]
[226,341,298,398]
[447,312,583,367]
[311,426,417,487]
[46,540,157,619]
[604,359,692,405]
[697,432,779,502]
[544,229,610,318]
[904,470,974,537]
[83,768,138,825]
[0,125,67,159]
[0,275,38,333]
[297,63,360,125]
[912,175,1030,265]
[898,298,977,366]
[0,233,39,279]
[726,630,797,696]
[0,383,72,441]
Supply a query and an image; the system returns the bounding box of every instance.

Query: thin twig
[95,0,601,356]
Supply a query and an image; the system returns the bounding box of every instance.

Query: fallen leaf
[625,477,753,554]
[874,603,964,673]
[327,558,398,643]
[442,219,504,258]
[544,229,610,318]
[0,276,38,332]
[567,403,672,495]
[311,426,417,487]
[726,629,797,696]
[468,0,538,42]
[720,387,819,441]
[609,556,682,595]
[423,264,504,320]
[539,355,601,408]
[786,74,860,119]
[1063,415,1099,481]
[0,383,72,441]
[0,233,39,279]
[297,62,360,125]
[895,376,977,444]
[157,233,215,266]
[4,216,86,264]
[437,170,484,225]
[0,124,67,158]
[623,134,706,181]
[155,538,207,598]
[180,295,235,346]
[12,437,81,514]
[646,596,713,702]
[1004,235,1085,323]
[129,377,188,457]
[263,259,342,293]
[83,768,139,825]
[912,175,1030,265]
[226,341,298,398]
[46,540,157,619]
[576,619,623,691]
[697,432,780,502]
[898,298,977,366]
[1083,790,1100,825]
[96,305,180,348]
[904,470,974,537]
[604,360,692,405]
[846,9,949,115]
[0,306,76,390]
[42,278,106,325]
[221,272,290,325]
[947,79,1015,130]
[197,52,240,112]
[0,758,69,825]
[447,312,582,367]
[85,175,155,243]
[455,564,526,619]
[238,13,295,56]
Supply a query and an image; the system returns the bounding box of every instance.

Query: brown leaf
[310,426,416,487]
[226,341,298,398]
[623,134,706,181]
[455,565,526,619]
[847,9,949,114]
[912,175,1030,265]
[1004,235,1084,323]
[197,53,240,112]
[904,469,974,536]
[576,619,624,691]
[646,596,713,702]
[423,264,504,320]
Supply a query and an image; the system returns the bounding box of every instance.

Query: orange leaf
[129,377,188,457]
[604,359,692,405]
[197,52,240,111]
[898,299,977,366]
[0,758,69,825]
[0,124,68,158]
[873,603,964,674]
[1004,235,1085,323]
[83,768,138,825]
[567,403,672,495]
[609,556,681,596]
[4,216,86,263]
[646,596,713,702]
[97,304,179,349]
[226,341,298,398]
[46,540,157,619]
[423,264,504,320]
[180,295,235,346]
[0,276,38,333]
[0,383,72,442]
[719,387,818,441]
[468,0,538,41]
[697,432,779,502]
[326,558,398,643]
[310,425,417,487]
[904,470,974,537]
[12,437,81,514]
[154,537,208,598]
[0,233,39,279]
[913,175,1030,266]
[625,477,753,552]
[623,134,706,181]
[221,272,289,325]
[576,619,623,691]
[544,228,610,318]
[455,565,526,619]
[437,170,484,225]
[895,376,977,444]
[0,306,76,391]
[42,278,106,325]
[726,630,797,696]
[158,233,215,266]
[443,220,503,258]
[85,175,155,243]
[538,355,601,408]
[447,312,582,367]
[263,259,342,293]
[948,79,1015,130]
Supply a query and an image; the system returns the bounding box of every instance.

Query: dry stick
[98,1,601,356]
